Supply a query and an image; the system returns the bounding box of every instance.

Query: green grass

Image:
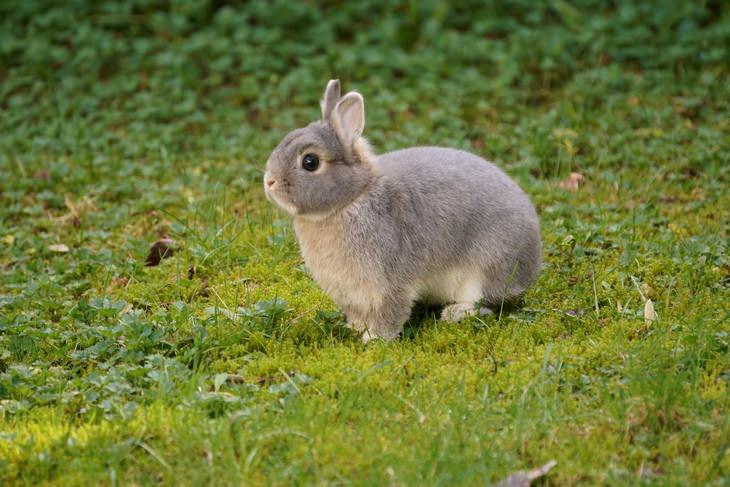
[1,1,729,485]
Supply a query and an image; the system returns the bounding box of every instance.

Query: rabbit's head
[264,80,375,219]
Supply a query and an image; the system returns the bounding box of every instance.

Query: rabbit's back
[378,147,530,207]
[375,147,541,302]
[377,146,536,225]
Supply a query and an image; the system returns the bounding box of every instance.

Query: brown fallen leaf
[145,238,178,267]
[48,244,70,253]
[494,460,557,487]
[559,172,583,192]
[51,194,97,226]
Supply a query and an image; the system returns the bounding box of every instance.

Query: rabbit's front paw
[346,321,382,343]
[360,329,378,344]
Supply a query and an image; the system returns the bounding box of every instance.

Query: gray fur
[331,92,365,150]
[320,79,341,122]
[264,79,542,342]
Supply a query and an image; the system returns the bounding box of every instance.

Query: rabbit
[264,79,541,342]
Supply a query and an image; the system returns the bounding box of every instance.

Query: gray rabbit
[264,80,541,341]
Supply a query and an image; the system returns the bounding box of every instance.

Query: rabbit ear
[321,79,341,121]
[332,91,365,148]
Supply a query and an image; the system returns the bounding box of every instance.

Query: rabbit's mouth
[264,186,298,215]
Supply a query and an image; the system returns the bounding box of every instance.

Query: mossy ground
[1,1,729,485]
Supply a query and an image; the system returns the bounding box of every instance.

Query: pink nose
[266,179,275,188]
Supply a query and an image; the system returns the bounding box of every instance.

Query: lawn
[1,1,729,485]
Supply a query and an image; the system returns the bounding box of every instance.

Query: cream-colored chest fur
[293,216,384,314]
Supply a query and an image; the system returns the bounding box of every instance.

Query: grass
[1,1,729,485]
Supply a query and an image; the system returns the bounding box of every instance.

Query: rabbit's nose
[264,172,276,188]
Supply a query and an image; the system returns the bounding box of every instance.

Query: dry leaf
[48,244,70,253]
[494,460,557,487]
[145,238,178,267]
[559,172,583,192]
[51,194,97,226]
[644,299,657,324]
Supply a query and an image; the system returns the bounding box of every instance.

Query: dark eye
[302,153,320,172]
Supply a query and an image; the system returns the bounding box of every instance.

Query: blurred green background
[2,0,728,163]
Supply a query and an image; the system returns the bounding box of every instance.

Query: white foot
[361,329,376,344]
[441,303,493,322]
[359,328,400,344]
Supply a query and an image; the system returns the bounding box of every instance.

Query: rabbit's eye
[302,153,320,172]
